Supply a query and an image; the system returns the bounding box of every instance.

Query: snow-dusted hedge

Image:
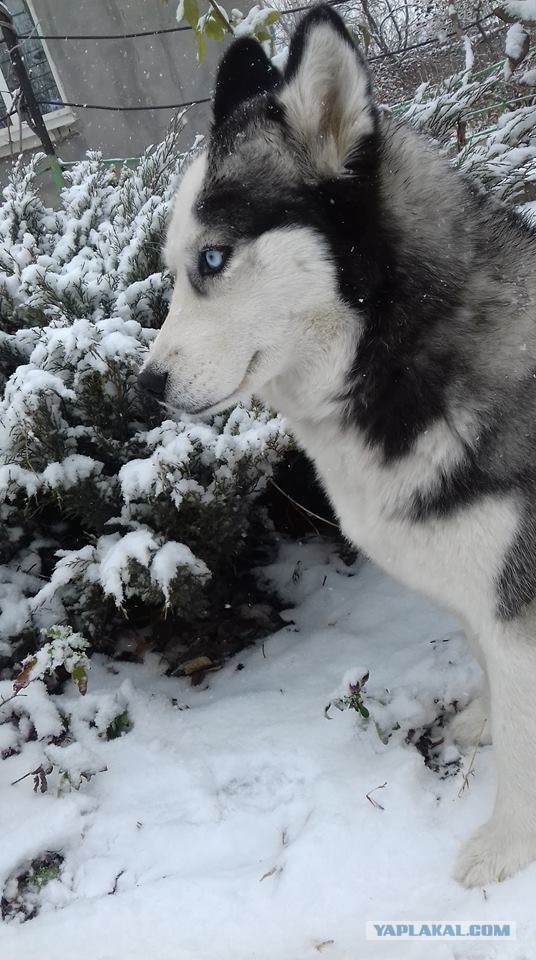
[0,122,288,667]
[401,53,536,201]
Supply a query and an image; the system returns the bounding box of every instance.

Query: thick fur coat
[140,5,536,886]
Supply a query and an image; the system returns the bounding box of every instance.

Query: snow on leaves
[402,54,536,201]
[176,0,279,63]
[13,626,90,696]
[0,121,289,655]
[1,625,132,802]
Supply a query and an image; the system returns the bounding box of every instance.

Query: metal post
[0,2,64,188]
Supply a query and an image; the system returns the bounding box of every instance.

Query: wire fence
[3,0,350,40]
[36,97,213,112]
[0,5,503,116]
[5,4,498,45]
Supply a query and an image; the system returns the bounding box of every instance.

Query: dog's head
[140,5,378,416]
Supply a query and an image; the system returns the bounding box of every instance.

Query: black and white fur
[140,6,536,886]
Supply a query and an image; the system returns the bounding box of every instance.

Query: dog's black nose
[138,367,168,400]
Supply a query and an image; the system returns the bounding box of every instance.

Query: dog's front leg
[454,619,536,887]
[451,629,492,748]
[451,691,492,748]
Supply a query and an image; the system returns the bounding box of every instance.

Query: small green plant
[13,626,90,696]
[325,672,412,747]
[30,859,62,890]
[45,742,108,793]
[1,852,63,922]
[325,671,370,720]
[105,709,133,740]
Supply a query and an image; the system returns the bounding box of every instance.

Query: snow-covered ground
[1,539,534,959]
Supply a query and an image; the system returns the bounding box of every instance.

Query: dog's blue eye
[199,247,231,276]
[205,249,223,269]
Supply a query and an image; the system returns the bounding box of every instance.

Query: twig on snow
[366,781,388,810]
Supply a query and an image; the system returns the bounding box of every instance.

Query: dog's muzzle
[138,366,168,401]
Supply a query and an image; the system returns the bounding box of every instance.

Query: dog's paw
[454,820,536,887]
[450,697,491,748]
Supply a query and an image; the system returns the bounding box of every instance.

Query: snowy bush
[399,37,536,201]
[1,625,118,776]
[13,625,90,695]
[0,118,289,673]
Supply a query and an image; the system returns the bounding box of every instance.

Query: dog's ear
[280,5,377,175]
[213,38,282,128]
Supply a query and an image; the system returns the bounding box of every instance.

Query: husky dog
[140,4,536,886]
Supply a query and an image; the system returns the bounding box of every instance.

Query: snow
[150,540,210,600]
[44,742,107,791]
[233,5,275,39]
[118,408,287,510]
[504,22,529,79]
[271,49,288,72]
[29,529,212,613]
[463,35,474,75]
[500,1,536,22]
[505,22,528,61]
[520,67,536,85]
[41,455,103,490]
[520,199,536,223]
[14,627,90,696]
[93,530,159,605]
[0,572,35,642]
[1,540,534,959]
[1,679,65,741]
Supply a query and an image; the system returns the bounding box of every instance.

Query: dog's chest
[291,418,518,627]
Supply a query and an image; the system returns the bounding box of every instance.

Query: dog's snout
[138,366,168,401]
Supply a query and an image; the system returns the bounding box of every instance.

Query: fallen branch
[268,477,339,529]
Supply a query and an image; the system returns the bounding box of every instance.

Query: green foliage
[181,0,200,28]
[30,859,62,889]
[105,709,133,740]
[350,21,371,53]
[0,119,289,671]
[176,0,280,62]
[14,626,90,695]
[1,853,64,922]
[325,683,371,721]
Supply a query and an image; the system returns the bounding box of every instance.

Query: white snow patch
[0,545,533,958]
[500,0,536,22]
[94,530,158,604]
[506,21,529,60]
[150,541,210,600]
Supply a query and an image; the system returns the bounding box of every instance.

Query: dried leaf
[180,655,214,676]
[13,657,37,693]
[71,662,88,695]
[32,764,52,794]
